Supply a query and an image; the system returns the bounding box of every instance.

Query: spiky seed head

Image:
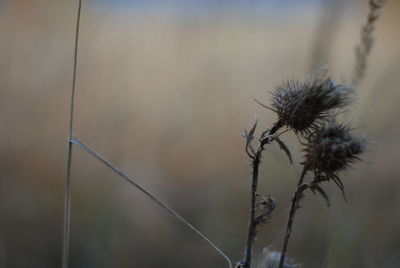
[271,74,354,134]
[303,122,366,179]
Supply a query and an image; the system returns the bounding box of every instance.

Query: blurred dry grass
[0,0,400,267]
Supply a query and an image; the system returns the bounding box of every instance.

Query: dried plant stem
[243,146,262,268]
[243,122,282,268]
[62,1,82,268]
[62,142,73,268]
[278,168,308,268]
[352,0,388,87]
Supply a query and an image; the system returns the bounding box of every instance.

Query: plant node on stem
[241,120,283,268]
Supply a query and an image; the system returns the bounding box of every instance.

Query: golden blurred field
[1,1,400,267]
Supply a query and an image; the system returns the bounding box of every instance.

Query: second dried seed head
[302,122,366,179]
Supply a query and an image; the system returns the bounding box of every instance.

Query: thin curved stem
[70,137,233,268]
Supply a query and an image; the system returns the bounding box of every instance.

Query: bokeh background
[1,0,399,267]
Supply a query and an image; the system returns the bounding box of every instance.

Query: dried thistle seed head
[303,122,366,179]
[257,247,300,268]
[271,73,354,134]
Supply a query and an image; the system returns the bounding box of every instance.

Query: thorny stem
[243,121,282,268]
[278,167,308,268]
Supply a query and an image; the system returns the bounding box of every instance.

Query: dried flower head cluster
[243,0,387,265]
[268,66,366,183]
[303,123,366,180]
[274,68,368,268]
[271,75,353,134]
[243,66,369,268]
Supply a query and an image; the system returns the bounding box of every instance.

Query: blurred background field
[0,0,400,267]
